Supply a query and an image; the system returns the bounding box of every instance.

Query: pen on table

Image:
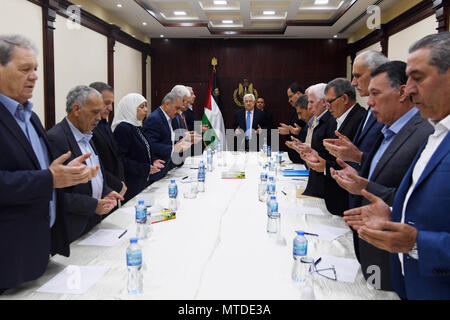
[281,190,287,196]
[182,176,188,180]
[314,257,322,267]
[291,178,306,181]
[304,232,319,237]
[118,230,127,239]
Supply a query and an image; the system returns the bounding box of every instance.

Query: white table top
[1,152,399,300]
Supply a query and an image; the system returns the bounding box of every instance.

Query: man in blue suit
[0,35,98,293]
[344,32,450,300]
[143,92,201,171]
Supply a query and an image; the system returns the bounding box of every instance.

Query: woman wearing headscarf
[112,93,166,203]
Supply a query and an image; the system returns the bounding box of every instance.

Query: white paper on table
[279,203,325,216]
[314,255,360,283]
[304,225,350,241]
[37,265,109,294]
[77,229,126,247]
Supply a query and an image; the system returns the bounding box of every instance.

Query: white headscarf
[111,93,147,132]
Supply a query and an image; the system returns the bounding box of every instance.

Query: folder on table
[282,170,309,177]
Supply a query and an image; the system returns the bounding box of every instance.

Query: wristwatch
[408,242,419,259]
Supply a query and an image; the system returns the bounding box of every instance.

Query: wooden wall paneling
[150,38,348,145]
[435,0,449,32]
[42,2,56,130]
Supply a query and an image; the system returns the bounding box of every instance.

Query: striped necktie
[305,117,317,146]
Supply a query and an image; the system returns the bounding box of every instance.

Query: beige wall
[114,42,142,104]
[0,0,46,125]
[388,15,438,62]
[53,14,108,123]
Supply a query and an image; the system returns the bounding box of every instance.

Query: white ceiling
[89,0,400,40]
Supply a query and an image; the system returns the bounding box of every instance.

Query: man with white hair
[232,93,267,152]
[47,85,124,244]
[0,35,98,292]
[287,83,337,198]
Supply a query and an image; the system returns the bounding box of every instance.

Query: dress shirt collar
[383,107,419,136]
[66,117,93,144]
[336,104,355,130]
[160,107,172,124]
[428,114,450,136]
[316,109,328,121]
[0,93,33,121]
[188,105,193,111]
[246,108,254,115]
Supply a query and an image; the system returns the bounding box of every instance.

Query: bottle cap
[171,179,175,183]
[271,196,276,200]
[296,230,305,236]
[269,177,274,181]
[130,238,138,244]
[138,200,144,205]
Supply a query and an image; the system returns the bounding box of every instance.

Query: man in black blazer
[47,86,123,244]
[232,93,267,152]
[0,35,97,292]
[89,82,127,201]
[301,79,366,216]
[256,97,273,129]
[333,62,433,291]
[290,83,336,199]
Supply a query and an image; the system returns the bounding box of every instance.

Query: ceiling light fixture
[174,11,187,16]
[116,4,122,8]
[214,0,227,5]
[263,11,275,15]
[142,22,147,26]
[314,0,329,5]
[160,35,164,38]
[222,20,233,24]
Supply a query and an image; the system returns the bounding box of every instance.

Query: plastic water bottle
[216,140,223,166]
[268,157,276,174]
[266,176,276,203]
[267,196,280,234]
[276,152,282,165]
[126,238,143,294]
[262,138,268,156]
[267,145,271,157]
[168,179,178,211]
[198,160,205,192]
[258,165,268,202]
[292,230,308,282]
[135,200,149,240]
[207,147,213,172]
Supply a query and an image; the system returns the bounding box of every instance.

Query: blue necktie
[246,111,251,140]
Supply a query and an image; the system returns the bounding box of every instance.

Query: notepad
[282,170,309,177]
[314,255,360,283]
[78,229,126,247]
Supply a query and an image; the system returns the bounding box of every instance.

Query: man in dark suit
[333,62,433,291]
[0,35,97,293]
[256,97,273,129]
[232,93,267,152]
[89,82,127,202]
[343,32,450,299]
[279,82,307,151]
[47,85,123,244]
[288,83,336,199]
[143,92,200,171]
[301,79,366,216]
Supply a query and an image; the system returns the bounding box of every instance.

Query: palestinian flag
[202,69,226,149]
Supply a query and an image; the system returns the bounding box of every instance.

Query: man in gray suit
[331,61,433,291]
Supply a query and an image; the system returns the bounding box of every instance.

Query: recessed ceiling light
[222,20,233,24]
[214,0,227,5]
[314,0,329,5]
[160,35,164,38]
[142,22,147,26]
[263,11,275,15]
[333,35,338,38]
[174,11,187,16]
[116,4,122,8]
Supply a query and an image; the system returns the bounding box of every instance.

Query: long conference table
[1,151,400,300]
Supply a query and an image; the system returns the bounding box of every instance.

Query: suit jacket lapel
[356,113,376,145]
[61,118,83,160]
[414,132,450,192]
[157,107,171,139]
[0,103,41,168]
[369,114,419,181]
